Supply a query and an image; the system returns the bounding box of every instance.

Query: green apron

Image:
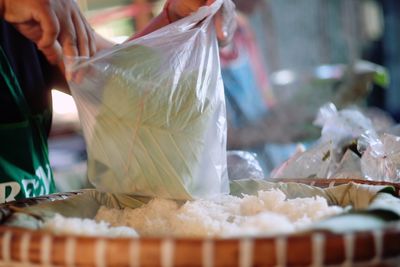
[0,47,56,203]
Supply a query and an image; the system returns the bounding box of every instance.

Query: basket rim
[0,178,399,267]
[0,178,399,240]
[1,220,400,241]
[1,222,399,267]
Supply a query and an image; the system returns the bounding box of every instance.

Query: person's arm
[129,4,171,40]
[129,0,230,43]
[51,0,232,91]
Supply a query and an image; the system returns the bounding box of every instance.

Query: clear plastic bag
[314,103,375,148]
[270,142,331,179]
[313,103,375,177]
[271,103,374,179]
[67,0,235,200]
[227,151,264,180]
[360,133,400,182]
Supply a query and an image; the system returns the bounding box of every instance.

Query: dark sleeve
[0,20,53,123]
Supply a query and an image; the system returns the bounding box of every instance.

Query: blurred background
[49,0,400,191]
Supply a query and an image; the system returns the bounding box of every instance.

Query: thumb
[39,41,63,65]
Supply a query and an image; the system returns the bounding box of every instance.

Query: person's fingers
[57,54,66,76]
[73,61,93,83]
[84,21,97,57]
[40,41,63,65]
[14,22,43,43]
[214,1,237,47]
[16,10,62,65]
[71,8,91,57]
[35,8,60,51]
[214,9,228,44]
[58,15,79,59]
[206,0,229,45]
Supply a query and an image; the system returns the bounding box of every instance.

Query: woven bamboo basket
[0,179,399,267]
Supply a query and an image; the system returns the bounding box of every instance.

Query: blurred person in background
[223,0,382,175]
[221,0,310,175]
[221,0,275,130]
[0,0,230,202]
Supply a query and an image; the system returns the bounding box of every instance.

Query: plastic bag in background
[330,150,363,179]
[312,103,377,177]
[271,103,374,179]
[360,133,400,182]
[314,103,375,148]
[67,0,236,200]
[270,142,330,179]
[227,151,264,180]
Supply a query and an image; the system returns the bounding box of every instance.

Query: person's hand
[1,0,96,65]
[165,0,211,22]
[165,0,235,45]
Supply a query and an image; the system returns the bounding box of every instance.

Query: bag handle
[67,0,236,73]
[155,0,236,35]
[168,0,224,30]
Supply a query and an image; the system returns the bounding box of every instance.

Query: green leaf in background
[373,65,390,88]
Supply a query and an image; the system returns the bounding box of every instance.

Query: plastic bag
[270,142,331,179]
[314,103,375,148]
[271,103,375,179]
[312,103,375,177]
[67,0,235,200]
[227,151,264,180]
[360,133,400,182]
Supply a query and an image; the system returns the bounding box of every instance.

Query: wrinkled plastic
[272,103,400,181]
[314,103,375,147]
[67,0,236,200]
[218,0,237,44]
[227,151,264,180]
[330,150,363,179]
[270,142,331,179]
[360,133,400,182]
[313,103,376,177]
[271,103,376,179]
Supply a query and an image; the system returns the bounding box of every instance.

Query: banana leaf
[3,180,399,234]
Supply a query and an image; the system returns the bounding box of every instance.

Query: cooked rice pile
[93,189,343,237]
[42,214,138,237]
[43,189,342,237]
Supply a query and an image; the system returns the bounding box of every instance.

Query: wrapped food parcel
[67,0,236,200]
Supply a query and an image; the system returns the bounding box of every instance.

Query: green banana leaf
[4,180,399,234]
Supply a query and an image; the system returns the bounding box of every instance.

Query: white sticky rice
[42,214,138,237]
[95,189,343,237]
[44,189,343,238]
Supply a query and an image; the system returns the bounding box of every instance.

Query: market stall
[1,1,399,267]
